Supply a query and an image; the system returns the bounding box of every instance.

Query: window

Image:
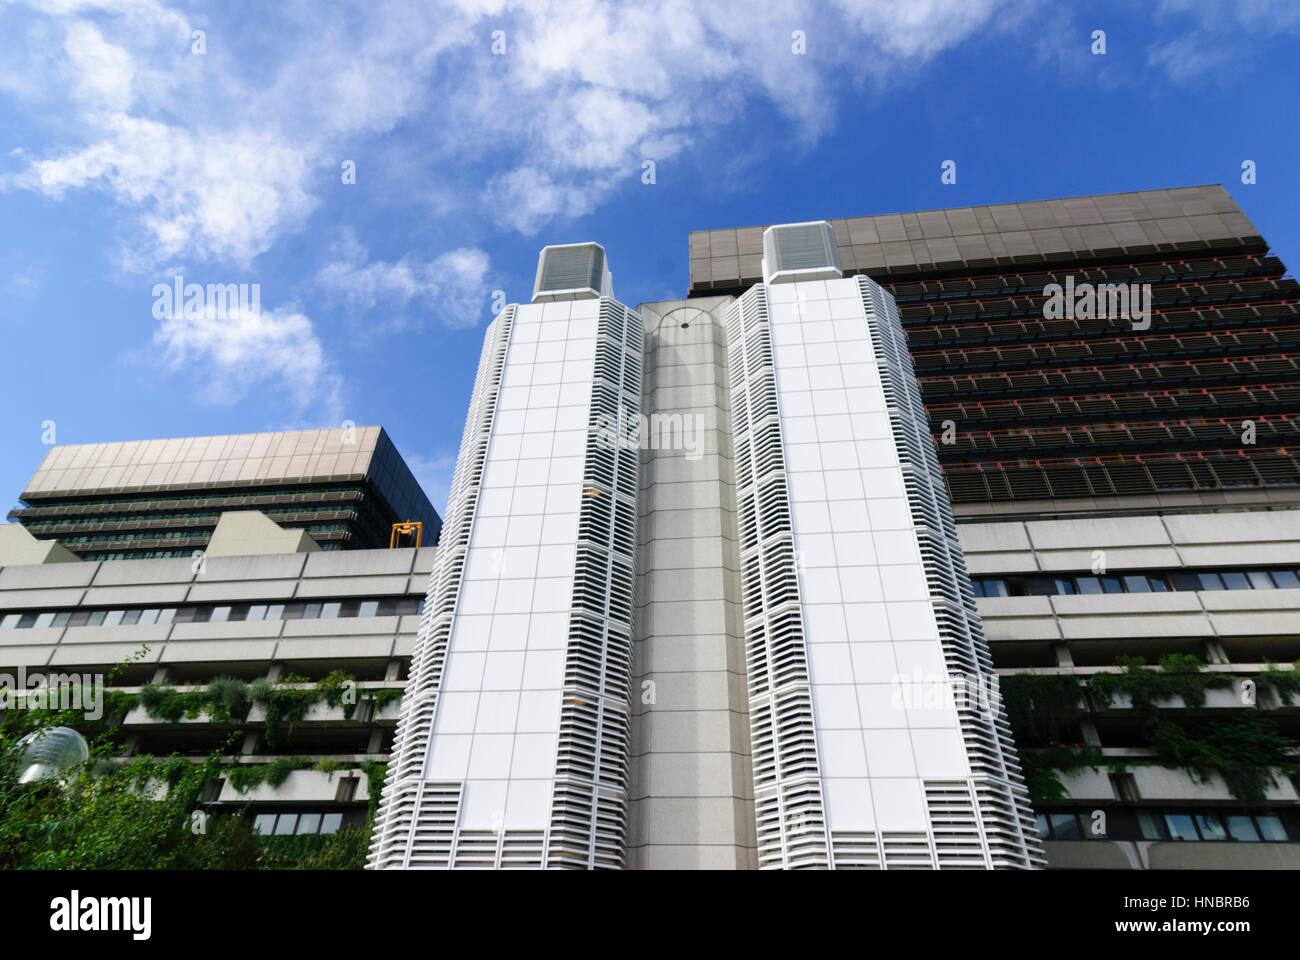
[1220,572,1249,591]
[1049,813,1081,840]
[1053,578,1076,595]
[1198,572,1225,591]
[1165,814,1199,841]
[1257,816,1287,842]
[1195,813,1227,841]
[1076,577,1102,595]
[1035,813,1050,838]
[1270,569,1300,589]
[252,814,277,835]
[1247,570,1275,590]
[273,814,298,836]
[320,813,343,834]
[1225,816,1260,842]
[296,813,322,835]
[1122,575,1150,594]
[1100,577,1123,594]
[1137,812,1169,840]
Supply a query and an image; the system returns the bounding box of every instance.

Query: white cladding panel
[767,277,971,834]
[422,298,601,830]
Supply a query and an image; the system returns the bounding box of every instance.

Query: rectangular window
[1194,813,1227,840]
[209,606,231,623]
[395,598,420,615]
[1076,577,1102,595]
[1053,578,1076,595]
[155,608,175,624]
[172,607,197,623]
[87,610,107,626]
[1197,572,1225,591]
[339,600,361,618]
[1034,813,1050,838]
[273,814,298,836]
[1247,571,1275,590]
[0,614,19,629]
[52,612,71,627]
[358,600,378,617]
[17,613,37,628]
[1137,811,1169,840]
[320,602,341,619]
[252,813,277,835]
[265,604,284,621]
[68,611,91,627]
[296,813,322,835]
[1165,814,1199,841]
[34,612,55,628]
[1147,577,1168,592]
[1100,577,1123,594]
[1269,569,1300,589]
[103,610,124,626]
[320,813,343,834]
[1122,575,1151,593]
[970,580,983,598]
[1048,813,1081,839]
[282,603,305,620]
[120,610,142,625]
[1220,572,1250,590]
[303,602,323,619]
[1256,815,1288,842]
[1225,816,1260,842]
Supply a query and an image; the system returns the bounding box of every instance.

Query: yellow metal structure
[389,521,422,548]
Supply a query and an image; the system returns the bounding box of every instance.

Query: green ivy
[1255,662,1300,707]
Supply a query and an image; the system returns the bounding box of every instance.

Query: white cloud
[316,232,492,330]
[151,301,341,418]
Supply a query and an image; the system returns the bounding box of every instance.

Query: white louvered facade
[370,286,643,869]
[725,273,1043,870]
[371,234,1038,870]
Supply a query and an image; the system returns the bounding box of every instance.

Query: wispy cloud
[316,231,493,331]
[150,301,342,420]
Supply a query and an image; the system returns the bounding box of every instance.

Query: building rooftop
[687,184,1264,294]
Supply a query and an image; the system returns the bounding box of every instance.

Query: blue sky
[2,0,1298,516]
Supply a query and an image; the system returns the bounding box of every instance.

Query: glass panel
[209,606,231,622]
[320,602,341,619]
[1164,814,1199,841]
[191,607,213,623]
[396,598,420,615]
[1247,571,1274,590]
[1195,813,1227,840]
[273,814,298,836]
[17,613,37,628]
[246,605,267,621]
[265,605,285,621]
[1197,573,1224,590]
[34,612,55,628]
[1049,813,1081,839]
[87,610,107,625]
[296,813,322,835]
[339,601,361,618]
[1100,577,1123,594]
[51,612,71,626]
[378,599,400,616]
[68,611,90,627]
[1225,816,1259,842]
[120,610,141,625]
[1256,816,1287,841]
[1076,577,1102,594]
[252,814,277,835]
[970,581,983,598]
[282,603,305,620]
[320,813,343,834]
[1148,577,1168,592]
[155,608,175,624]
[1035,813,1049,838]
[1169,572,1201,591]
[0,614,19,629]
[303,603,323,619]
[1269,569,1300,589]
[358,601,378,617]
[1122,575,1150,593]
[103,610,124,626]
[1054,579,1076,595]
[227,605,250,622]
[171,607,196,623]
[1137,811,1168,840]
[1220,572,1249,590]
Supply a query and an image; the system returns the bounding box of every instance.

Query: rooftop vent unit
[531,242,614,303]
[762,221,842,285]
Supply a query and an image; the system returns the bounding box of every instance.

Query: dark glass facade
[687,185,1300,514]
[8,426,441,559]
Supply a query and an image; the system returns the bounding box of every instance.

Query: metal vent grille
[763,221,841,283]
[535,243,606,300]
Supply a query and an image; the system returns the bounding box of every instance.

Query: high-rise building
[370,234,1042,869]
[686,185,1300,869]
[8,427,441,560]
